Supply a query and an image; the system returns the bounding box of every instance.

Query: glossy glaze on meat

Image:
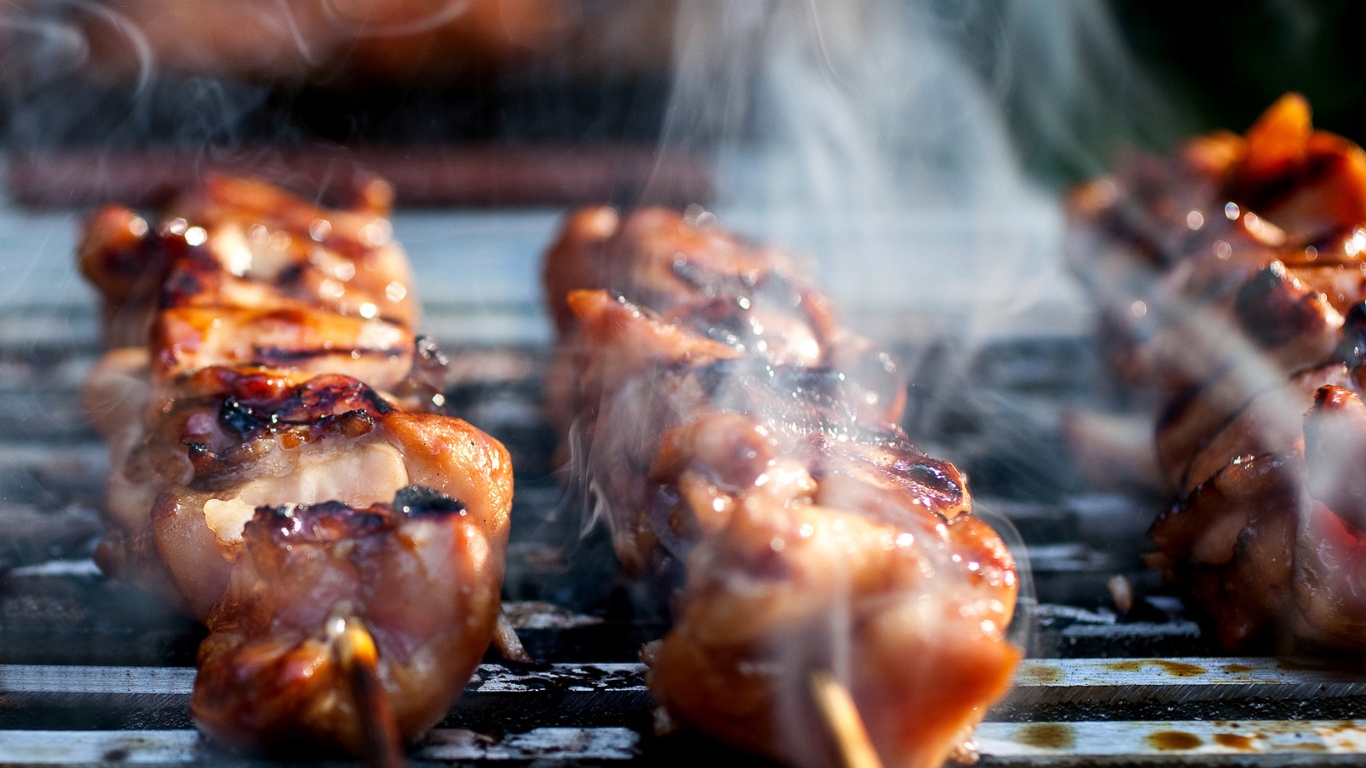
[194,491,501,754]
[1071,94,1366,653]
[80,173,415,349]
[78,176,513,755]
[545,208,1019,768]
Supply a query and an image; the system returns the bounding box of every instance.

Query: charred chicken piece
[79,175,513,757]
[194,489,501,755]
[545,210,1019,767]
[97,367,512,620]
[653,493,1016,768]
[1074,94,1366,653]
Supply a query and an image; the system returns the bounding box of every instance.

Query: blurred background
[3,1,1358,313]
[5,1,1361,198]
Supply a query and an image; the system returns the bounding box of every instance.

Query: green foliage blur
[1113,0,1366,152]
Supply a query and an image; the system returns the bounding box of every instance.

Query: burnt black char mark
[213,374,394,439]
[251,346,405,365]
[281,374,395,420]
[1230,149,1351,217]
[254,501,394,544]
[184,375,397,486]
[667,254,801,303]
[1336,302,1366,368]
[275,263,306,286]
[98,234,160,282]
[1234,261,1326,347]
[250,485,468,544]
[394,485,466,517]
[156,234,225,308]
[218,397,268,438]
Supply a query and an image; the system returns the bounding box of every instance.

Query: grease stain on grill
[1147,730,1202,750]
[1016,663,1062,685]
[1013,723,1073,750]
[1152,660,1206,677]
[1213,733,1256,750]
[1222,663,1255,674]
[1100,659,1206,677]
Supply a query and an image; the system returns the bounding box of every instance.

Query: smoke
[0,8,92,89]
[641,0,1184,513]
[654,0,1177,352]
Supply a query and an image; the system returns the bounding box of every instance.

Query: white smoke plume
[656,0,1176,332]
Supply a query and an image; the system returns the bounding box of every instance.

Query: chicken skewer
[544,208,1020,768]
[1070,94,1366,653]
[79,175,514,755]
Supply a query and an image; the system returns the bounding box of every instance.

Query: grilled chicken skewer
[545,208,1020,768]
[1071,94,1366,653]
[79,175,514,755]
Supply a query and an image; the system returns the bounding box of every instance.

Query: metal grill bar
[5,659,1359,700]
[0,728,642,763]
[977,719,1366,761]
[1006,658,1366,705]
[4,722,1364,765]
[0,663,647,697]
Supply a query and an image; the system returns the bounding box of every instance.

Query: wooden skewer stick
[336,619,406,768]
[492,609,535,664]
[810,671,884,768]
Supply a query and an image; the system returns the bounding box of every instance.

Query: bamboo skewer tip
[809,671,884,768]
[335,619,406,768]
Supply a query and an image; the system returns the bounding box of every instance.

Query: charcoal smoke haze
[575,3,1179,760]
[0,8,91,89]
[646,0,1178,499]
[657,0,1175,333]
